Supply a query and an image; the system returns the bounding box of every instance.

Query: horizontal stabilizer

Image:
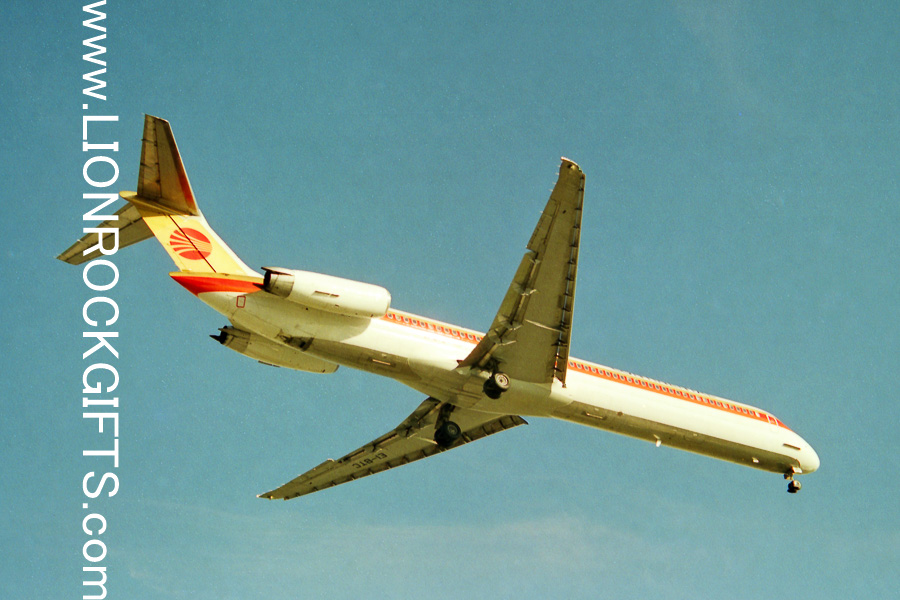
[57,203,153,265]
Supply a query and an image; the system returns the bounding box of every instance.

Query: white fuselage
[201,287,820,478]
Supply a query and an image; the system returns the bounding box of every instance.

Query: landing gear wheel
[434,421,461,448]
[787,479,802,494]
[483,372,511,399]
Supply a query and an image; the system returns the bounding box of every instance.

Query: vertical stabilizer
[122,115,258,276]
[136,114,199,216]
[59,115,258,277]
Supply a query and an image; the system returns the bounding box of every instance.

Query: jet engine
[211,326,338,373]
[261,267,391,318]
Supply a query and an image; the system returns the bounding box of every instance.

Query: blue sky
[2,1,898,598]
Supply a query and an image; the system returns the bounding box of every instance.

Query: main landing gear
[434,403,461,448]
[483,371,510,399]
[434,420,462,448]
[785,472,802,494]
[434,371,511,448]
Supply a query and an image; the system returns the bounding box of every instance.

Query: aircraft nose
[800,444,820,474]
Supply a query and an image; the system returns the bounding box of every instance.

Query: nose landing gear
[785,472,802,493]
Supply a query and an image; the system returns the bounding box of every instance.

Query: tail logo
[169,228,212,260]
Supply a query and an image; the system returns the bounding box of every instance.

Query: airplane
[60,115,819,499]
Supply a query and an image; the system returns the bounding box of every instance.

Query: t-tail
[58,115,260,287]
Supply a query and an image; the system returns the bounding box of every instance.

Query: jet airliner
[60,115,819,498]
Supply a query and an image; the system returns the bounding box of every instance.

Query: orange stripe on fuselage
[381,309,790,430]
[170,273,263,296]
[382,310,484,344]
[564,359,789,429]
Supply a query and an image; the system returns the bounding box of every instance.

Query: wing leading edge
[260,398,526,500]
[460,158,584,385]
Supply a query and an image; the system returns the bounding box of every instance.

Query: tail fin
[59,115,258,278]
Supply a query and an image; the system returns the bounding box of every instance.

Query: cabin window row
[567,360,761,418]
[386,312,482,342]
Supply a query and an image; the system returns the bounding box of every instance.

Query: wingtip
[557,158,584,183]
[559,158,584,179]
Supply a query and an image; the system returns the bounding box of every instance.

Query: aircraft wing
[259,397,526,500]
[460,158,584,385]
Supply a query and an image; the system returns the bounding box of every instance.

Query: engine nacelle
[261,267,391,318]
[211,327,338,373]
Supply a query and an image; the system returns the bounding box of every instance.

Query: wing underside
[260,398,526,500]
[460,158,585,385]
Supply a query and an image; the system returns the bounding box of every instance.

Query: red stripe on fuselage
[171,273,263,296]
[381,309,790,430]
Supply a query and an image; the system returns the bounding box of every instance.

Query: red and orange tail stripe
[170,272,264,296]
